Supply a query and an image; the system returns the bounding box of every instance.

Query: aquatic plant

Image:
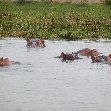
[0,2,111,40]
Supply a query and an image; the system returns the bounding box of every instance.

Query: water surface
[0,38,111,111]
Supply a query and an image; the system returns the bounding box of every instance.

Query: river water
[0,38,111,111]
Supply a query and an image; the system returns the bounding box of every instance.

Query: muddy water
[0,38,111,111]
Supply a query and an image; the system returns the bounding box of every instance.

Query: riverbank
[0,2,111,40]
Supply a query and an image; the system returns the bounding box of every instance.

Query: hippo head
[0,57,10,66]
[60,52,65,58]
[36,39,46,48]
[90,49,100,57]
[60,52,76,61]
[60,52,67,61]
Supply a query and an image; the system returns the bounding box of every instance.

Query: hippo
[91,54,111,64]
[101,54,111,64]
[91,55,106,63]
[0,57,20,67]
[26,37,46,48]
[105,54,111,64]
[76,48,100,57]
[60,52,81,61]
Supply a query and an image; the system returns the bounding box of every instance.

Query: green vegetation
[105,0,111,6]
[0,2,111,40]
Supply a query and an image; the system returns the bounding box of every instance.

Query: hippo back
[76,48,91,56]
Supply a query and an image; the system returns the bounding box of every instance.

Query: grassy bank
[0,2,111,40]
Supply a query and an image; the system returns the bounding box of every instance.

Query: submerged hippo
[91,55,106,63]
[59,52,81,61]
[0,57,20,67]
[26,37,46,48]
[91,54,111,64]
[76,48,100,57]
[106,54,111,64]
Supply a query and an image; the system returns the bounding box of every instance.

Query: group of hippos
[58,49,111,64]
[0,37,111,67]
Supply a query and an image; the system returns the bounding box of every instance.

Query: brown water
[0,38,111,111]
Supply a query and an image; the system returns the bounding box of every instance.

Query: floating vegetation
[0,2,111,40]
